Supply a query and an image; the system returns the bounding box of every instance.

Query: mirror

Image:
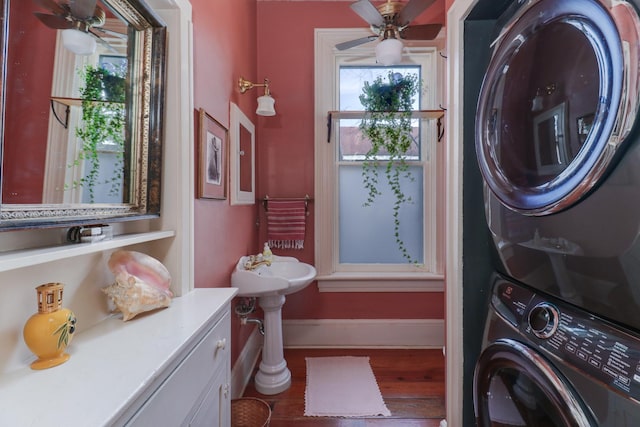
[0,0,166,229]
[230,102,255,205]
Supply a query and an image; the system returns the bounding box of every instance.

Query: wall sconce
[238,77,276,116]
[531,83,556,112]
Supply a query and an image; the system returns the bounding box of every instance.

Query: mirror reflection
[0,0,166,227]
[490,20,600,187]
[5,0,129,205]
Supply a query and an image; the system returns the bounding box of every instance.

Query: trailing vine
[68,64,126,202]
[359,71,420,263]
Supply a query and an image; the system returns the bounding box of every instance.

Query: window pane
[339,119,420,161]
[339,66,422,161]
[339,66,421,111]
[339,164,424,264]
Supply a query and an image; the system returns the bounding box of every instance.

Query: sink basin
[231,255,317,297]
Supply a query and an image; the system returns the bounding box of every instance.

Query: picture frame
[198,108,228,199]
[229,102,256,205]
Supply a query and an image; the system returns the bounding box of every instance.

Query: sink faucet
[244,254,272,271]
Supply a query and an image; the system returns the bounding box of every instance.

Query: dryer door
[474,339,595,427]
[476,0,640,215]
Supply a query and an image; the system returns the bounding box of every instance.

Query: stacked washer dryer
[473,0,640,425]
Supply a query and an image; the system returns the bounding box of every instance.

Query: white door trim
[446,1,479,426]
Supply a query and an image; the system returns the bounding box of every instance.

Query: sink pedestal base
[255,294,291,395]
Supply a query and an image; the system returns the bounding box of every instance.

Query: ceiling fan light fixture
[62,29,96,56]
[375,38,403,65]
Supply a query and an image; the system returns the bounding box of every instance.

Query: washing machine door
[474,339,595,427]
[476,0,640,215]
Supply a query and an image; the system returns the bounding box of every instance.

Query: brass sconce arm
[239,77,271,96]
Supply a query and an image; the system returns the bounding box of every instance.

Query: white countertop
[0,288,237,427]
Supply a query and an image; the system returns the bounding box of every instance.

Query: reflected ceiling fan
[337,0,442,65]
[33,0,126,56]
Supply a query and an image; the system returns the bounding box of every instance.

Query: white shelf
[0,230,175,272]
[326,109,445,142]
[327,109,445,120]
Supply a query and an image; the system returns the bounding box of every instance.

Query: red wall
[255,1,445,321]
[190,0,260,365]
[191,0,447,366]
[3,2,55,203]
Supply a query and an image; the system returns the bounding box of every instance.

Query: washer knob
[528,302,559,339]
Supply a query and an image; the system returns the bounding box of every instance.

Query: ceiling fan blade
[92,26,128,40]
[101,19,128,36]
[400,23,443,40]
[397,0,437,27]
[93,27,128,40]
[70,0,98,20]
[350,0,384,27]
[33,12,74,29]
[336,35,379,51]
[32,0,67,16]
[89,29,118,53]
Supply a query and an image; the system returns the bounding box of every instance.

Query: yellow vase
[23,283,77,370]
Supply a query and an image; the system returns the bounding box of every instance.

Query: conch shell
[103,250,173,321]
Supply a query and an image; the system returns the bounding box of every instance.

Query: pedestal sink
[231,255,316,395]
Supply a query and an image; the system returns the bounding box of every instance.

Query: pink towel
[267,200,306,249]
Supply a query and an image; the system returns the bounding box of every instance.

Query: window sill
[316,272,444,292]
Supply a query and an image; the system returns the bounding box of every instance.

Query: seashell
[103,250,173,321]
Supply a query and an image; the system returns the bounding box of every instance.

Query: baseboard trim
[230,328,263,399]
[283,318,445,348]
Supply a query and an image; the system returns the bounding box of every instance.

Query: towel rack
[262,194,312,214]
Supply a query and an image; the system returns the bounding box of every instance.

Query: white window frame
[314,28,445,293]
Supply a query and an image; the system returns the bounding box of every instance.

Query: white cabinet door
[126,312,231,426]
[188,364,229,426]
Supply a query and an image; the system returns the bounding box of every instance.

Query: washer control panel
[493,277,640,400]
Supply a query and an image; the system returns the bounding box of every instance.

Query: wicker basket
[231,398,271,427]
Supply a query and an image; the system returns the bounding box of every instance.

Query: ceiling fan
[337,0,442,65]
[32,0,127,55]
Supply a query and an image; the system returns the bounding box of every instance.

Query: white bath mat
[304,356,391,417]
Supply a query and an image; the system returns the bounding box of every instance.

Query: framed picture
[198,108,228,199]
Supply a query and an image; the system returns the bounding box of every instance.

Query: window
[44,30,128,205]
[314,29,445,292]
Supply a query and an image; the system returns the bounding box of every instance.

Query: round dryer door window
[474,339,595,426]
[475,0,640,215]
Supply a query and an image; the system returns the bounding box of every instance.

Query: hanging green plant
[68,64,126,203]
[359,71,420,263]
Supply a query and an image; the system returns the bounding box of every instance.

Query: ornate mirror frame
[0,0,166,229]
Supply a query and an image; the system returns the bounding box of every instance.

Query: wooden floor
[241,348,445,427]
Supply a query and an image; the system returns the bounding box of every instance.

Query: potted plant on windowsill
[359,71,420,263]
